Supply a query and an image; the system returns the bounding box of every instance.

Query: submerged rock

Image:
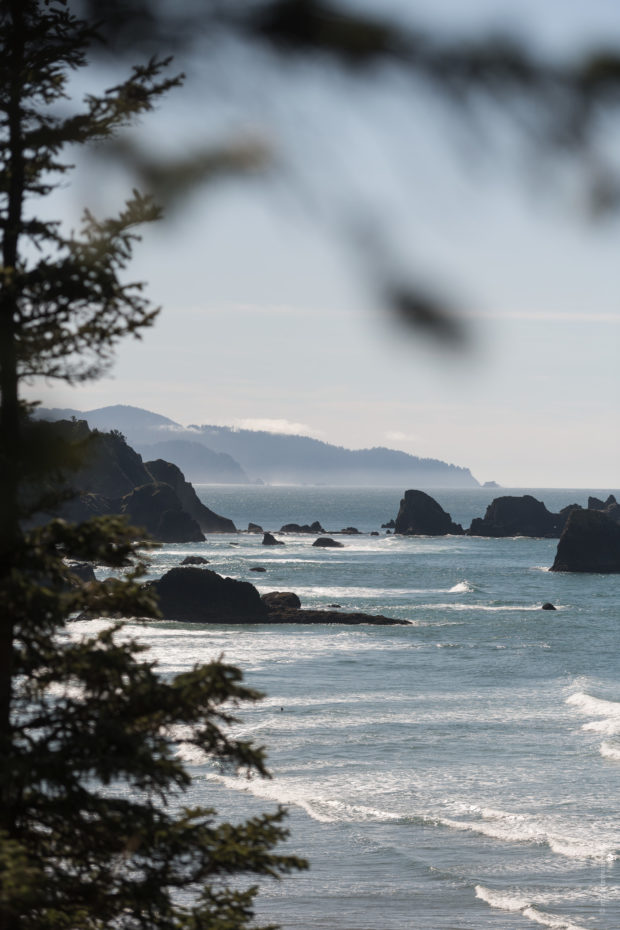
[312,536,344,548]
[181,555,209,565]
[262,607,406,625]
[550,510,620,573]
[541,602,557,610]
[393,490,463,536]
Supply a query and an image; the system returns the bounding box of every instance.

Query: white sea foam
[441,806,615,861]
[582,718,620,735]
[475,886,589,930]
[566,692,620,717]
[205,772,399,825]
[600,740,620,761]
[448,580,474,593]
[567,692,620,739]
[284,585,444,599]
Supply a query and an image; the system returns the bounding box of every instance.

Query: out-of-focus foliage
[72,0,620,344]
[0,3,306,927]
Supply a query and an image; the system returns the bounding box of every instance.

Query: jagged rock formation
[280,521,325,533]
[121,483,204,543]
[31,418,236,542]
[146,459,235,533]
[263,532,284,546]
[393,490,463,536]
[587,494,620,524]
[468,495,573,538]
[550,510,620,573]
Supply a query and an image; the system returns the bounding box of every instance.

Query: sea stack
[393,490,463,536]
[550,509,620,573]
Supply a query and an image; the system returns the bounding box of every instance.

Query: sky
[26,0,620,488]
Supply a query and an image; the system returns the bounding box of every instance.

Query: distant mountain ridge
[36,405,480,487]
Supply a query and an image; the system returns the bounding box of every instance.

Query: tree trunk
[0,1,26,852]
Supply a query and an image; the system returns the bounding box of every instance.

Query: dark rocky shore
[148,567,406,625]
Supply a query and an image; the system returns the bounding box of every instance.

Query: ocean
[85,486,620,930]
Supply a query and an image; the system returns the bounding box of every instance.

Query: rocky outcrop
[263,532,284,546]
[261,606,406,625]
[146,458,236,533]
[550,510,620,573]
[29,419,237,543]
[121,483,204,543]
[149,569,405,625]
[181,555,209,565]
[468,495,563,538]
[393,490,463,536]
[152,567,268,622]
[261,591,301,610]
[248,522,263,533]
[312,536,344,548]
[339,527,360,535]
[587,494,620,524]
[280,521,325,534]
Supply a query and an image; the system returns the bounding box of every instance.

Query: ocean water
[83,487,620,930]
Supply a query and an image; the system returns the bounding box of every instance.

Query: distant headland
[36,404,480,488]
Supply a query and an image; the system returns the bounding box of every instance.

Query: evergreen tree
[0,2,306,928]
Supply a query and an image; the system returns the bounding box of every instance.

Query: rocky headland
[33,418,236,542]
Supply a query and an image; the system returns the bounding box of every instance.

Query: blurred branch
[70,0,620,346]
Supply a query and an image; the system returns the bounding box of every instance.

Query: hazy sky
[28,0,620,488]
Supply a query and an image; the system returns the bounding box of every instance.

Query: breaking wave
[475,885,589,930]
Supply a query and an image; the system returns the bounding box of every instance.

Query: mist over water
[87,487,620,929]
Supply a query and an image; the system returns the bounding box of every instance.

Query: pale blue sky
[28,1,620,487]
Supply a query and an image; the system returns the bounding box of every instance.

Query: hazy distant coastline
[36,404,480,488]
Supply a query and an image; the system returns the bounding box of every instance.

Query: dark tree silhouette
[0,3,305,928]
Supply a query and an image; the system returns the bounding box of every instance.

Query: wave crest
[448,580,474,593]
[475,885,589,930]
